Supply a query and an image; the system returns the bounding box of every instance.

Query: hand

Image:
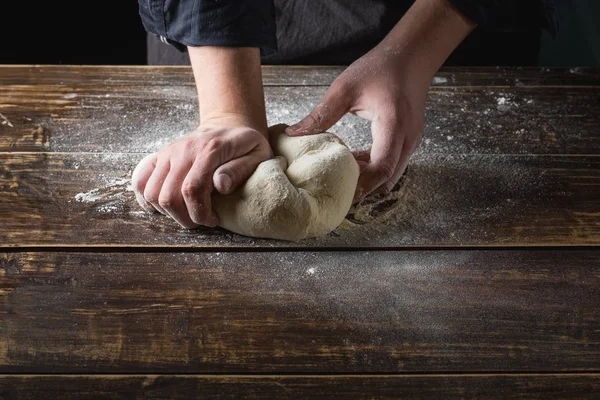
[286,0,475,202]
[132,118,272,229]
[286,50,428,202]
[132,44,270,229]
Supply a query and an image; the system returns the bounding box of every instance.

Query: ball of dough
[214,124,359,241]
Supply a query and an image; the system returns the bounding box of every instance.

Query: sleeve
[138,0,277,55]
[447,0,558,38]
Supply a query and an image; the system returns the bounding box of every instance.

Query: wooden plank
[1,65,599,87]
[0,65,341,87]
[0,250,598,372]
[1,153,598,248]
[0,374,599,399]
[1,85,598,155]
[1,69,599,154]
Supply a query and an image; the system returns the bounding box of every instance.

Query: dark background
[0,1,147,65]
[0,0,598,66]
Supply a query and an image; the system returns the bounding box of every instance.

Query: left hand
[286,48,428,202]
[286,0,476,203]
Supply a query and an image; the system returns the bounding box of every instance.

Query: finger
[285,80,352,136]
[352,150,371,162]
[371,148,408,196]
[213,153,266,195]
[143,158,170,215]
[131,153,158,212]
[381,134,422,193]
[209,130,271,194]
[158,160,198,229]
[353,117,404,202]
[383,159,409,193]
[352,149,371,172]
[218,128,272,161]
[182,156,220,227]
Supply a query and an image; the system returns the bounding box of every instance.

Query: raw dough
[214,124,359,241]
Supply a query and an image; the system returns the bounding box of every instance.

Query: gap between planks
[1,373,600,377]
[3,151,600,157]
[2,245,600,253]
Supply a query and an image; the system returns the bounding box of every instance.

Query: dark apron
[147,0,541,66]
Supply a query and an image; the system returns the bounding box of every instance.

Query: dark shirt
[139,0,557,66]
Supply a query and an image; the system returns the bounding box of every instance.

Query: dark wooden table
[1,65,599,398]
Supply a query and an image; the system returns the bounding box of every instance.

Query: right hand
[132,119,272,229]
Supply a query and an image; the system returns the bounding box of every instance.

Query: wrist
[378,0,476,80]
[189,46,268,136]
[199,112,267,135]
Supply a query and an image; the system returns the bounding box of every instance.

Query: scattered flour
[495,94,516,112]
[74,176,135,215]
[75,189,103,203]
[0,113,13,128]
[313,151,548,247]
[266,88,372,152]
[97,204,120,213]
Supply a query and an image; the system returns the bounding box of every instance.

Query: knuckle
[306,111,324,127]
[158,195,174,209]
[199,137,228,162]
[190,205,212,226]
[376,160,396,180]
[180,138,197,153]
[383,181,396,193]
[203,138,222,154]
[143,188,159,204]
[329,78,350,96]
[181,181,201,199]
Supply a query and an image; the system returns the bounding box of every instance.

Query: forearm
[377,0,476,78]
[188,46,268,136]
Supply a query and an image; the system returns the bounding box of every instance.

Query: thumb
[212,154,265,195]
[285,81,351,136]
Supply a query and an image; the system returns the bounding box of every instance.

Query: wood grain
[2,66,598,394]
[0,374,599,399]
[1,153,599,248]
[1,65,599,87]
[1,67,599,154]
[0,250,598,373]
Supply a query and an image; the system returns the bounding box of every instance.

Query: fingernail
[135,192,155,212]
[287,123,301,131]
[216,173,232,194]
